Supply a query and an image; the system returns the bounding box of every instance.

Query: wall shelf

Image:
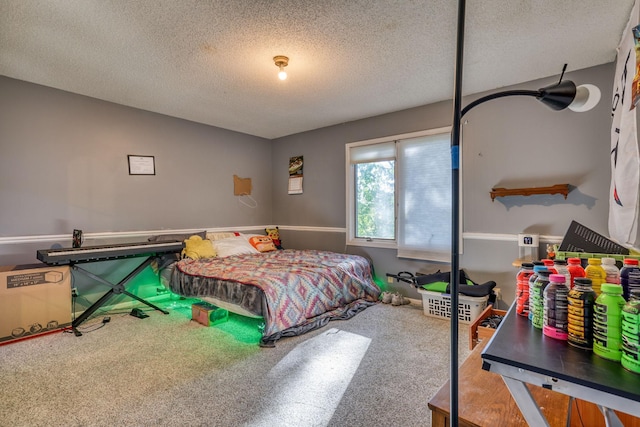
[490,184,570,201]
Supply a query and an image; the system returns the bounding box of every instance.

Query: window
[350,141,396,241]
[346,127,452,262]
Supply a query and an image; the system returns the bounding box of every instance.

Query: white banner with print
[609,0,640,247]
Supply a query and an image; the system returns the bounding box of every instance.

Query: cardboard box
[191,302,228,327]
[0,264,72,343]
[469,305,507,350]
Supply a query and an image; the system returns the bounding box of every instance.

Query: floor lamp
[448,1,601,425]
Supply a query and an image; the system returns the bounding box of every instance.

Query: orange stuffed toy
[249,235,277,252]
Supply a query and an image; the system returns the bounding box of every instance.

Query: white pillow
[212,236,260,257]
[206,232,239,241]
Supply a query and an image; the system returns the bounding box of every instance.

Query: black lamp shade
[537,80,577,111]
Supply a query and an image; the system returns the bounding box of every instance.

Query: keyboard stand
[71,256,169,335]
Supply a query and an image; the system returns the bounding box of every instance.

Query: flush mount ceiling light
[274,55,289,80]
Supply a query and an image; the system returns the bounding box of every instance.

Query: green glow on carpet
[216,315,264,344]
[373,275,388,292]
[159,295,263,345]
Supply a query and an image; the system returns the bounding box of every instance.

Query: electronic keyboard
[37,241,183,265]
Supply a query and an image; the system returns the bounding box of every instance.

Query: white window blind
[397,132,452,262]
[349,141,395,163]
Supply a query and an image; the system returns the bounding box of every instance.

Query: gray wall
[0,76,273,309]
[0,63,618,311]
[0,76,272,258]
[272,63,615,308]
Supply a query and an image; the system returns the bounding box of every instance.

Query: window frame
[345,126,454,257]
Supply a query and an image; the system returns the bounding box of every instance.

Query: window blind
[397,132,452,262]
[349,141,395,164]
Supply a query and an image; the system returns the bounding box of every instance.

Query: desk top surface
[429,339,569,427]
[481,304,640,401]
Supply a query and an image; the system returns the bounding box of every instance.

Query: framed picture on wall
[288,155,303,194]
[128,155,155,175]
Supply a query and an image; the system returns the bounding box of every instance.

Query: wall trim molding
[276,225,346,233]
[0,227,562,246]
[462,232,563,244]
[0,225,347,246]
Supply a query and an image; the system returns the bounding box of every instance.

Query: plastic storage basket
[418,289,488,323]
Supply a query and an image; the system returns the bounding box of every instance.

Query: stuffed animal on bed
[249,235,277,252]
[181,235,216,259]
[265,227,283,249]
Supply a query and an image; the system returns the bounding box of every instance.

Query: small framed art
[128,155,155,175]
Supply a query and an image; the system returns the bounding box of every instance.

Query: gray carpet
[0,298,471,427]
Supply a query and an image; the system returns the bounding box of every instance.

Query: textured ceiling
[0,1,635,139]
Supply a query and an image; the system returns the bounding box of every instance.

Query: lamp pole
[449,0,466,425]
[448,1,598,425]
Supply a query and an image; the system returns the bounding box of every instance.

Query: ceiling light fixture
[274,55,289,80]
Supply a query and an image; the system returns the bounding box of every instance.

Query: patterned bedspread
[171,250,380,345]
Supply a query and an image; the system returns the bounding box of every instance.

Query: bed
[154,233,380,346]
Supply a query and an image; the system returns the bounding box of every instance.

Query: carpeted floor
[0,297,471,427]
